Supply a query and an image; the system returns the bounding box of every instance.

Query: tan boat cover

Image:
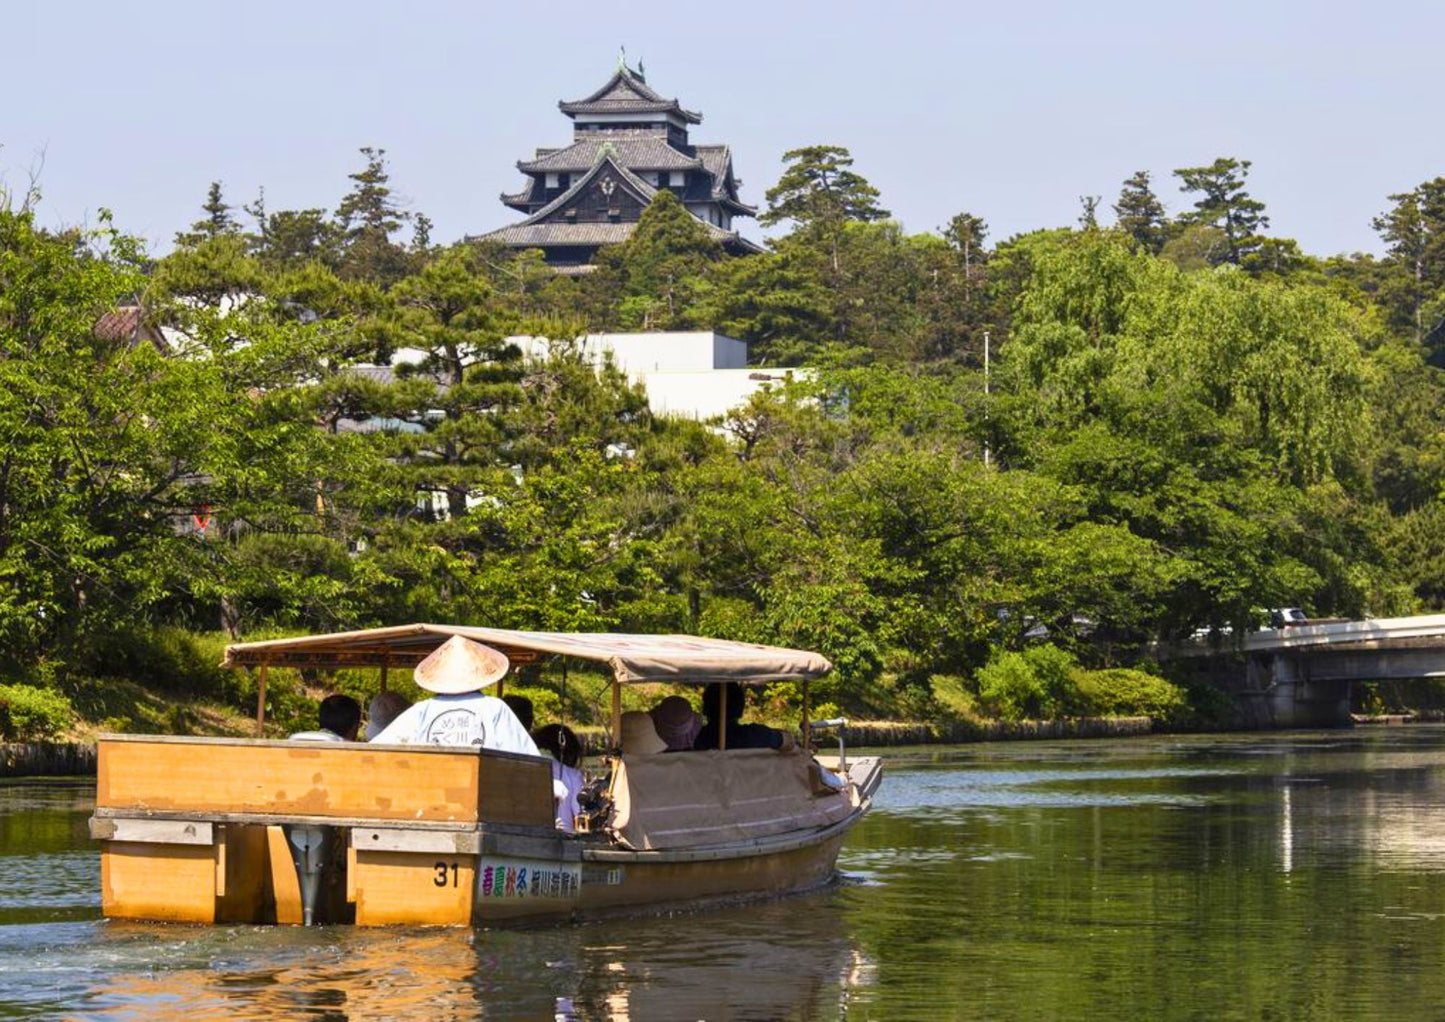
[223,624,831,684]
[608,749,855,851]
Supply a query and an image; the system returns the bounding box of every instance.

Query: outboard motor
[283,824,335,925]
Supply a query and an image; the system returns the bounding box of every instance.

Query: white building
[515,331,807,421]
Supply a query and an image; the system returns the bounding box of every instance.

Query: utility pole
[983,330,991,468]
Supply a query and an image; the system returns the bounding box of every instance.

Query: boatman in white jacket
[371,634,539,755]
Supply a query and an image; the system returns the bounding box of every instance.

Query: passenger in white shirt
[290,694,362,742]
[371,635,540,758]
[533,723,585,833]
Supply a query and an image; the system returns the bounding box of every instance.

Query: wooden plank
[352,850,474,926]
[93,807,483,832]
[95,817,213,845]
[101,843,216,923]
[97,738,483,823]
[266,825,304,925]
[351,827,479,855]
[477,755,555,827]
[216,824,270,924]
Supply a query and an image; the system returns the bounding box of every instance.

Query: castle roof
[559,68,702,124]
[479,154,759,254]
[519,137,703,174]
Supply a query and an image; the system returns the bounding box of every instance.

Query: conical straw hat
[414,635,510,694]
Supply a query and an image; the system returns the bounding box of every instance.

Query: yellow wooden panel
[97,738,482,823]
[101,843,216,923]
[352,851,474,926]
[478,755,554,827]
[266,825,305,926]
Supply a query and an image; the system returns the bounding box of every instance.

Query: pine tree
[1113,171,1168,253]
[761,145,889,230]
[335,147,412,286]
[1173,158,1269,266]
[596,190,723,329]
[762,145,889,276]
[174,181,239,247]
[944,212,989,275]
[1373,178,1445,341]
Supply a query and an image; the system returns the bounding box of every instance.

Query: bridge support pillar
[1260,654,1353,729]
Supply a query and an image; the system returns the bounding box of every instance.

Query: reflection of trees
[837,741,1445,1020]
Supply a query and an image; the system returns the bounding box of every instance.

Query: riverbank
[0,742,97,778]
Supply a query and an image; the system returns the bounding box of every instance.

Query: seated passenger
[533,723,584,834]
[502,694,535,733]
[650,695,702,752]
[619,710,667,756]
[370,635,540,755]
[693,681,794,752]
[365,691,412,740]
[290,694,361,742]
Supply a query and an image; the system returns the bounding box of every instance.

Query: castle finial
[636,58,645,81]
[618,46,627,72]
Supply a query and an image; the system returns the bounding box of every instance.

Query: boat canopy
[222,623,832,685]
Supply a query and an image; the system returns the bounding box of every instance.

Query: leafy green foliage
[1173,157,1269,266]
[0,683,75,740]
[7,142,1445,732]
[977,645,1080,721]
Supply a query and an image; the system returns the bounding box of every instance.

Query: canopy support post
[801,680,811,752]
[610,678,621,749]
[379,665,388,693]
[719,683,727,751]
[255,662,269,737]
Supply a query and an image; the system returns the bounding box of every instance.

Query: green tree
[593,190,723,329]
[762,145,889,276]
[1112,170,1169,254]
[174,181,240,248]
[334,146,413,286]
[246,188,342,273]
[0,206,352,663]
[1173,157,1269,266]
[1372,177,1445,341]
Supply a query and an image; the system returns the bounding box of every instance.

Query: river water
[4,728,1445,1020]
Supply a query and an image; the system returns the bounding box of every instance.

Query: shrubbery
[1074,668,1187,720]
[0,684,76,741]
[976,644,1185,723]
[977,646,1080,720]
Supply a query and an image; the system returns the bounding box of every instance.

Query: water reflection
[2,896,872,1019]
[9,729,1445,1020]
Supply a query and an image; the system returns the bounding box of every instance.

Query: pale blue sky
[3,0,1439,257]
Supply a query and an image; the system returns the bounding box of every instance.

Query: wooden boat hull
[91,736,877,927]
[472,822,856,926]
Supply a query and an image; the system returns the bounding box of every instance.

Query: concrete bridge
[1163,614,1445,728]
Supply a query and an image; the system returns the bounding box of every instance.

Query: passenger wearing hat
[619,710,667,756]
[370,635,540,755]
[650,695,702,752]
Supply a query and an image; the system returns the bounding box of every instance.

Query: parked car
[1269,607,1309,628]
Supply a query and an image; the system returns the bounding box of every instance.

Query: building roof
[696,145,758,215]
[481,220,761,255]
[94,304,170,354]
[520,137,703,174]
[559,68,702,125]
[479,154,758,254]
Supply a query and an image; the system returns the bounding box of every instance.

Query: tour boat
[90,624,881,926]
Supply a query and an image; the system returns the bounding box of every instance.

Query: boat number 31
[433,861,460,887]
